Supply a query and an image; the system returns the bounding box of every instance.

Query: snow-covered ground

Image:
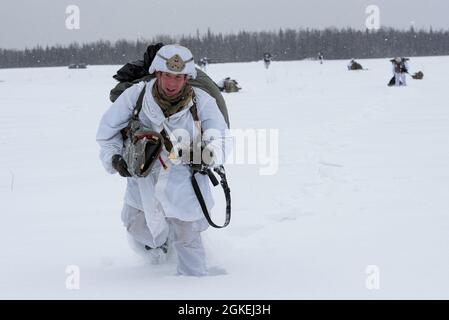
[0,56,448,299]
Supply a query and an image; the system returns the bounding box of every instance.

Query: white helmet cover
[149,44,197,79]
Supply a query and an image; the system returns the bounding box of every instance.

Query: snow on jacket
[96,79,231,238]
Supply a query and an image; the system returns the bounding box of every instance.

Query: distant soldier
[389,57,409,86]
[198,57,208,72]
[318,52,324,64]
[217,77,241,93]
[347,58,363,70]
[263,52,272,69]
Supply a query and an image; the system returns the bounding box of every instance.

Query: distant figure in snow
[217,77,241,93]
[198,57,209,72]
[318,52,324,64]
[389,57,409,86]
[347,58,363,70]
[68,63,88,69]
[412,71,424,80]
[263,52,272,69]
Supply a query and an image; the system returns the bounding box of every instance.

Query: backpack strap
[189,92,199,121]
[132,85,147,119]
[189,92,202,138]
[160,129,173,152]
[120,85,147,140]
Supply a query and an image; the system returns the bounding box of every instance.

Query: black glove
[112,154,132,177]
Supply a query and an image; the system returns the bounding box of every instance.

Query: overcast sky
[1,0,448,49]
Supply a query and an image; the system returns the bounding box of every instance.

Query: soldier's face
[157,72,188,97]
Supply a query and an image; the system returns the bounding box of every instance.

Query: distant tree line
[1,27,448,69]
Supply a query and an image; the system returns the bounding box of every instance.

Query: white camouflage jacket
[96,79,231,238]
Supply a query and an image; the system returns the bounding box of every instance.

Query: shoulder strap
[120,84,146,141]
[132,85,147,119]
[160,129,173,152]
[189,91,202,137]
[189,91,199,122]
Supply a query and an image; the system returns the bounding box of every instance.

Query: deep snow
[0,56,448,299]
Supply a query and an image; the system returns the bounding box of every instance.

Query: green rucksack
[224,79,241,93]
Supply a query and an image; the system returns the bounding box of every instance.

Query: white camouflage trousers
[121,204,209,276]
[394,72,407,86]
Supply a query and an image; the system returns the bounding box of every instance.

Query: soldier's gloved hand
[178,146,215,172]
[112,154,132,177]
[201,145,216,167]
